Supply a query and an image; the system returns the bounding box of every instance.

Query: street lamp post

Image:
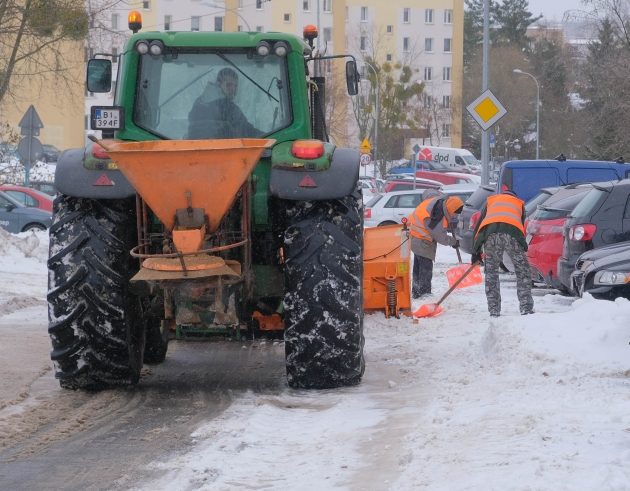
[513,68,540,160]
[363,61,379,179]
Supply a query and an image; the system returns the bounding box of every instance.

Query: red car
[0,184,54,212]
[525,185,591,290]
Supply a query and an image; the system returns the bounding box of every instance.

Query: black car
[571,240,630,300]
[41,144,60,163]
[557,179,630,294]
[454,184,495,254]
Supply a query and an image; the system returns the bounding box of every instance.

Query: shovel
[445,231,482,289]
[414,261,481,318]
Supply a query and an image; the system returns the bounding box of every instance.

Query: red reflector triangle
[94,174,114,186]
[299,175,317,188]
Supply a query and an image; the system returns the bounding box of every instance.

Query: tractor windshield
[134,51,291,140]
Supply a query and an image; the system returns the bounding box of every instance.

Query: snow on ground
[2,231,630,490]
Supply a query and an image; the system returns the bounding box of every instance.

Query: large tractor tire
[283,189,365,389]
[47,196,145,390]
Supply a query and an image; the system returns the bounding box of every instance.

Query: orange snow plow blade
[446,263,483,289]
[414,262,481,318]
[101,138,275,232]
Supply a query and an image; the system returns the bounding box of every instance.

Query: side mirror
[87,59,112,93]
[346,60,359,95]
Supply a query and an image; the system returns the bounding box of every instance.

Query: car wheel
[22,223,46,232]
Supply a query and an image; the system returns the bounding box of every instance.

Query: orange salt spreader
[363,222,412,318]
[92,137,275,281]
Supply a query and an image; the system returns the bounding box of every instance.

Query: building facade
[1,1,462,155]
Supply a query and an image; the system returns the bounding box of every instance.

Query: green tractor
[47,13,364,390]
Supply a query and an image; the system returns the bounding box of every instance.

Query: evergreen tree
[492,0,542,47]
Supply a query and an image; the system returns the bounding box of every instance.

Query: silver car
[0,190,52,233]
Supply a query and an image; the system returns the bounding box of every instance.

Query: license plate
[90,106,123,130]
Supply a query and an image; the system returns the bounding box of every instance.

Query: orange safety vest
[408,197,447,241]
[475,193,525,239]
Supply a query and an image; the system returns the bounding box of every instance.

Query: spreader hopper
[102,138,275,232]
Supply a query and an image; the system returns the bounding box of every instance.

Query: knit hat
[445,196,464,216]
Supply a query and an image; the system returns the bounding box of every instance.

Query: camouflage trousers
[483,232,534,316]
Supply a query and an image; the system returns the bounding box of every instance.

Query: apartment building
[83,0,462,148]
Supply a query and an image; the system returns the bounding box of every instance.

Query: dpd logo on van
[418,147,432,161]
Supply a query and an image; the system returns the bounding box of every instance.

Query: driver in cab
[188,67,261,139]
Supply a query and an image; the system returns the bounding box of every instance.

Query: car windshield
[134,51,291,139]
[525,190,554,216]
[569,188,608,218]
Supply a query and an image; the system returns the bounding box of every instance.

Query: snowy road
[1,230,629,490]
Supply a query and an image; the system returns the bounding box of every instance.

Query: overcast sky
[527,0,588,21]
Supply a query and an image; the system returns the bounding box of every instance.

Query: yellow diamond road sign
[359,138,372,154]
[466,89,507,131]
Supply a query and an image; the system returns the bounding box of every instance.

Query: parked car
[454,184,495,254]
[526,184,592,290]
[41,144,61,163]
[0,190,52,233]
[383,177,443,193]
[0,184,54,212]
[410,170,479,185]
[28,180,58,197]
[571,240,630,300]
[363,184,476,228]
[524,186,560,217]
[359,177,380,203]
[496,157,630,202]
[557,179,630,294]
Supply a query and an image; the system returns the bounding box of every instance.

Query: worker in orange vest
[472,189,534,317]
[407,193,464,298]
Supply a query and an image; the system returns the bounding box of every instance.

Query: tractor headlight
[149,40,164,56]
[136,40,149,55]
[256,41,271,56]
[594,270,630,285]
[273,41,290,57]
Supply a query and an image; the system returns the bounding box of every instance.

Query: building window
[142,0,150,9]
[283,13,291,22]
[303,0,310,12]
[214,16,223,31]
[442,95,450,108]
[360,36,367,51]
[443,67,451,81]
[444,38,452,52]
[386,25,393,34]
[442,124,450,137]
[111,13,119,30]
[256,25,263,32]
[403,8,410,23]
[323,27,332,42]
[424,67,432,81]
[164,15,171,31]
[425,37,433,52]
[423,94,433,108]
[112,47,118,64]
[425,9,433,23]
[237,25,243,31]
[444,9,453,24]
[323,0,332,12]
[256,0,263,9]
[386,53,392,61]
[403,37,410,52]
[191,16,200,31]
[361,6,368,21]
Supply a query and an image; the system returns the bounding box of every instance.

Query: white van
[405,141,481,172]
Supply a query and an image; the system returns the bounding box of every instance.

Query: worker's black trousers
[412,254,433,298]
